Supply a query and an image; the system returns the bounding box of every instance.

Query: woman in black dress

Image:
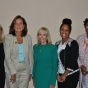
[0,24,5,88]
[55,18,79,88]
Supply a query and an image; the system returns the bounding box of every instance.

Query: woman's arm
[50,45,58,86]
[4,34,16,75]
[28,35,33,75]
[66,40,79,71]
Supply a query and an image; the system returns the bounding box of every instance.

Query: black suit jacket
[0,43,5,76]
[55,38,79,71]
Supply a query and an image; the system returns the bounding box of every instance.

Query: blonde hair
[37,27,52,44]
[0,24,4,43]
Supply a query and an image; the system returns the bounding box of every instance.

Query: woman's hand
[57,74,64,82]
[60,69,70,82]
[60,74,66,82]
[80,65,88,76]
[32,78,35,86]
[10,74,16,83]
[29,74,32,81]
[49,85,54,88]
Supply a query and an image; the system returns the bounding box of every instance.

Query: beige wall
[1,0,88,88]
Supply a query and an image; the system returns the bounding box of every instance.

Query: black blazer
[55,38,79,71]
[0,43,5,75]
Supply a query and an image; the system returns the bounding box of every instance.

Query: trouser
[5,62,30,88]
[82,75,87,88]
[0,72,5,88]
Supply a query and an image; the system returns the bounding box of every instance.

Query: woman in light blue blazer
[4,15,33,88]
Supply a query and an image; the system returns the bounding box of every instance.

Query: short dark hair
[9,15,28,36]
[83,18,88,26]
[60,18,72,33]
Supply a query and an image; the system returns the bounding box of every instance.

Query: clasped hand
[81,65,88,76]
[57,74,66,82]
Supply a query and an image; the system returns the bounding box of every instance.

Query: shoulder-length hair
[37,27,52,44]
[0,24,4,43]
[9,15,28,37]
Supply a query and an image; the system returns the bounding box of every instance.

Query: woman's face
[85,22,88,34]
[60,24,70,40]
[38,31,47,44]
[14,18,25,32]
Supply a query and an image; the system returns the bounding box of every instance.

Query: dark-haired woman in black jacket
[55,18,79,88]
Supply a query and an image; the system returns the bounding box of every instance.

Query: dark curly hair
[60,18,72,33]
[83,18,88,26]
[9,15,28,37]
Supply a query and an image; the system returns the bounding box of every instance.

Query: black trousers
[57,71,79,88]
[0,71,5,88]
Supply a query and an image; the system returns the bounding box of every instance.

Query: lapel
[13,36,18,56]
[23,36,27,59]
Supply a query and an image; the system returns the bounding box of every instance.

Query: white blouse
[57,41,79,76]
[57,42,66,74]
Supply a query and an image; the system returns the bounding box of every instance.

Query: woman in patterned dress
[77,18,88,88]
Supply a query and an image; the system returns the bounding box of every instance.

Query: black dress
[55,38,79,88]
[0,43,5,88]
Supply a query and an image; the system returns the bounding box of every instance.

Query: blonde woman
[0,24,5,88]
[32,27,58,88]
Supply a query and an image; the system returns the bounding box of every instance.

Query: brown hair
[9,15,28,36]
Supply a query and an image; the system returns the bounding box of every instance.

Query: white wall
[1,0,88,88]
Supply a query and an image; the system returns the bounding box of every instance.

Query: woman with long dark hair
[4,15,33,88]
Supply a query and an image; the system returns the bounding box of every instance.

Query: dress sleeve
[32,45,36,79]
[50,45,58,86]
[76,36,84,67]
